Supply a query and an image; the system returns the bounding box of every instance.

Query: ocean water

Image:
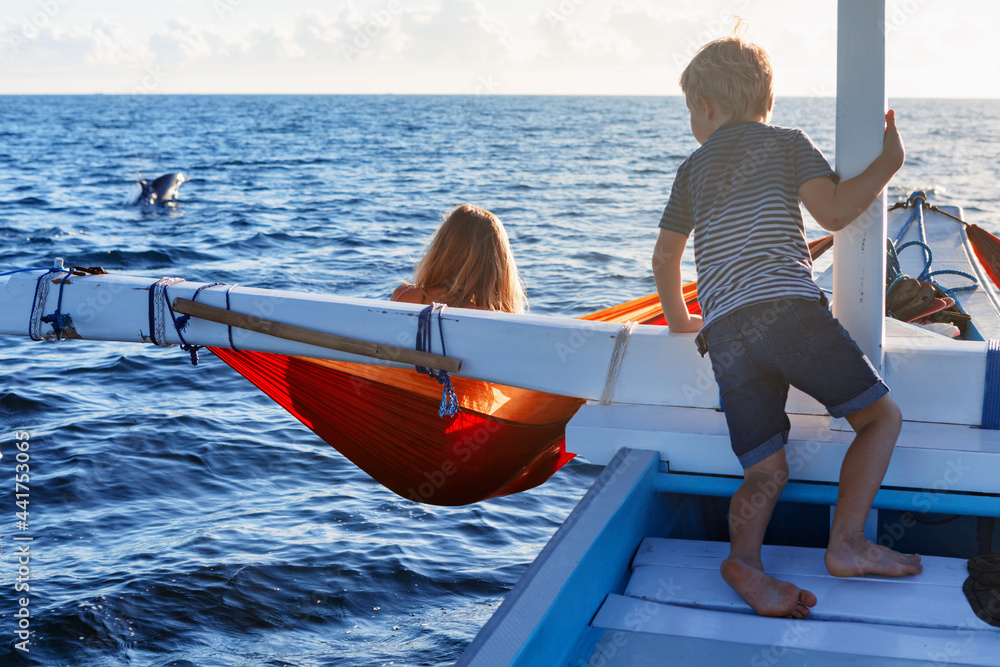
[0,95,998,666]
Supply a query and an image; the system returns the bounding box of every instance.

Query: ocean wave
[67,248,219,269]
[2,196,49,207]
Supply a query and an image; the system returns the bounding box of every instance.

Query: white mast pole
[832,0,887,373]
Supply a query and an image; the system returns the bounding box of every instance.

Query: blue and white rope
[28,261,72,341]
[165,281,226,365]
[416,303,459,418]
[983,339,1000,430]
[148,277,185,346]
[890,192,980,297]
[225,284,240,350]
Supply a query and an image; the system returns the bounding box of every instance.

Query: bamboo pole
[172,297,462,374]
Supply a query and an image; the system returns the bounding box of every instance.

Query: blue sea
[0,95,998,666]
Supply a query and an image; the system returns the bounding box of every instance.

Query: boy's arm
[799,110,905,232]
[653,228,703,333]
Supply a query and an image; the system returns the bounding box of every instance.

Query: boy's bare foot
[825,533,923,577]
[721,557,817,618]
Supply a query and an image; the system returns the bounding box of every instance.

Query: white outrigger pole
[832,0,888,371]
[830,0,887,536]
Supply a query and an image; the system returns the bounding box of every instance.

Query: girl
[392,204,527,313]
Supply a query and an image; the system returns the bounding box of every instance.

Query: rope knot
[40,312,73,339]
[29,267,74,341]
[150,279,226,366]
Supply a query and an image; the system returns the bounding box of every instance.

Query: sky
[0,0,997,96]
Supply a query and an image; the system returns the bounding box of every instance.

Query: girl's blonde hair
[411,204,527,313]
[680,25,774,123]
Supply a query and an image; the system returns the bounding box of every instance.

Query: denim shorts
[698,296,889,469]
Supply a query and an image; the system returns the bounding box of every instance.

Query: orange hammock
[211,235,834,506]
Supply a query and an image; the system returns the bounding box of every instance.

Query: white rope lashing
[150,277,185,345]
[599,320,637,405]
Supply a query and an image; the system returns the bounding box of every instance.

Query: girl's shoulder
[391,283,426,304]
[391,283,482,310]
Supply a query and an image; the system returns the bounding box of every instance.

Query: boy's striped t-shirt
[659,121,836,328]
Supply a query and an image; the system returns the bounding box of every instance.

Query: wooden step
[590,537,1000,665]
[633,537,969,586]
[628,538,978,629]
[592,593,1000,666]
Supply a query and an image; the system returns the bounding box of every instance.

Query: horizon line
[1,92,999,101]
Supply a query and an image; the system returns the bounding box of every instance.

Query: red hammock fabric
[211,235,835,506]
[967,224,1000,292]
[211,349,581,505]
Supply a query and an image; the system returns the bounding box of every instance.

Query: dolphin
[134,172,187,206]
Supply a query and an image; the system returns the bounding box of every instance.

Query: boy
[653,33,922,619]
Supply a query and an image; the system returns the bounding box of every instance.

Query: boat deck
[456,447,1000,667]
[815,203,1000,340]
[890,203,1000,341]
[588,537,1000,666]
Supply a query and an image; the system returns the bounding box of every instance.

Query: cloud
[395,0,512,62]
[0,0,990,96]
[1,0,517,81]
[528,0,735,69]
[0,1,740,93]
[142,0,514,68]
[149,19,217,65]
[1,17,150,71]
[530,10,635,63]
